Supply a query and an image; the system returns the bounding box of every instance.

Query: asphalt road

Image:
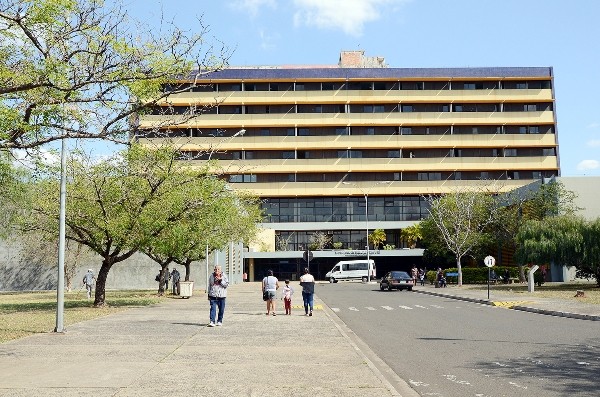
[316,281,600,397]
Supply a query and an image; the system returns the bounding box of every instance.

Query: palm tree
[401,224,423,248]
[368,229,386,249]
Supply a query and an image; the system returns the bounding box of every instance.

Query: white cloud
[576,159,600,171]
[293,0,405,36]
[259,29,277,50]
[587,122,600,129]
[587,139,600,148]
[229,0,277,17]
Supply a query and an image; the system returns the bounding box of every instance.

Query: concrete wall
[0,239,244,292]
[557,176,600,220]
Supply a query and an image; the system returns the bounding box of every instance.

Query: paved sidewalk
[0,282,418,397]
[415,282,600,321]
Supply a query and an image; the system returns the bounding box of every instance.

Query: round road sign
[484,255,496,267]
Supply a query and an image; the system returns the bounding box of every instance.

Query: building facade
[137,51,560,280]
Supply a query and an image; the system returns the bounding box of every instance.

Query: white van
[325,259,376,283]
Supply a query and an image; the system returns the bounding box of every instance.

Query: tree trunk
[157,265,169,296]
[184,259,192,281]
[94,258,114,307]
[457,257,463,286]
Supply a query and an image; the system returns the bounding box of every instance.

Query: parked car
[379,271,414,291]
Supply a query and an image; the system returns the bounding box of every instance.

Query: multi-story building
[137,51,560,281]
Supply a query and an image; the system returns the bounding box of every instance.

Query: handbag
[263,290,269,301]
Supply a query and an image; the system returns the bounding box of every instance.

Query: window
[349,150,362,158]
[313,105,322,113]
[245,83,255,91]
[295,83,305,91]
[367,127,375,135]
[363,105,373,113]
[374,105,385,113]
[335,127,348,135]
[530,126,539,134]
[516,82,527,89]
[269,83,279,91]
[245,151,254,159]
[401,127,412,135]
[542,148,555,156]
[322,83,334,90]
[260,129,270,136]
[480,172,489,179]
[532,171,542,179]
[298,128,309,136]
[286,128,295,136]
[504,149,517,157]
[337,150,348,158]
[454,172,462,180]
[401,105,413,112]
[283,151,295,159]
[524,104,537,111]
[388,150,400,158]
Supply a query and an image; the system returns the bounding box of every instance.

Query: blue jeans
[302,292,314,314]
[209,297,226,323]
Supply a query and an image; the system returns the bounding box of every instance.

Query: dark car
[379,271,414,291]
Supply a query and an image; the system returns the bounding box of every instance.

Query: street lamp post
[55,137,67,333]
[343,181,391,282]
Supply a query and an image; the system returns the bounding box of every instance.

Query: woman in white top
[262,269,279,316]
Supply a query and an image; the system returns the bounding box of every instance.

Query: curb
[415,289,600,321]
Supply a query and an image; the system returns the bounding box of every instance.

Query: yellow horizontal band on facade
[138,111,555,129]
[155,89,554,106]
[180,156,559,173]
[174,76,551,84]
[145,133,557,151]
[216,179,541,197]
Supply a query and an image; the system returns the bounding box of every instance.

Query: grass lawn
[0,290,161,344]
[466,281,600,305]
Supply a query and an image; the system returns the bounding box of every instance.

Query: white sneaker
[208,322,215,327]
[216,322,222,326]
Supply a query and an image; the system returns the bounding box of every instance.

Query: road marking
[399,305,413,310]
[292,304,322,310]
[430,304,444,309]
[492,301,532,308]
[331,307,340,312]
[365,306,376,311]
[381,306,394,310]
[415,305,428,309]
[349,307,359,311]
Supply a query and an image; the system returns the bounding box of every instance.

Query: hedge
[426,267,519,284]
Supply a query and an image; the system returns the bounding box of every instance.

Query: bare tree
[0,0,231,150]
[424,185,502,286]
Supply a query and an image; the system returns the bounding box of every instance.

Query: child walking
[282,280,294,315]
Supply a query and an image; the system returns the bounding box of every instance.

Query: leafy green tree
[400,224,422,248]
[0,0,229,150]
[581,218,600,286]
[25,144,245,306]
[368,228,386,249]
[144,177,262,294]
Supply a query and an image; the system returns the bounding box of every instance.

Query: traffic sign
[484,255,496,267]
[303,250,313,262]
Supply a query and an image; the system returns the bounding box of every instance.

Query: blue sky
[124,0,600,177]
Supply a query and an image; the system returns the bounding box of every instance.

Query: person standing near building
[300,267,315,316]
[262,270,279,316]
[82,269,96,299]
[170,267,181,295]
[164,267,170,291]
[281,280,294,315]
[207,265,229,327]
[410,264,418,285]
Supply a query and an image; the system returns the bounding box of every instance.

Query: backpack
[155,274,160,282]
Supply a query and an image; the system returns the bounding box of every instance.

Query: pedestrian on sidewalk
[164,267,171,291]
[82,269,96,299]
[418,268,425,286]
[170,267,181,295]
[411,264,418,285]
[281,279,294,315]
[300,267,315,316]
[262,270,279,316]
[207,265,229,327]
